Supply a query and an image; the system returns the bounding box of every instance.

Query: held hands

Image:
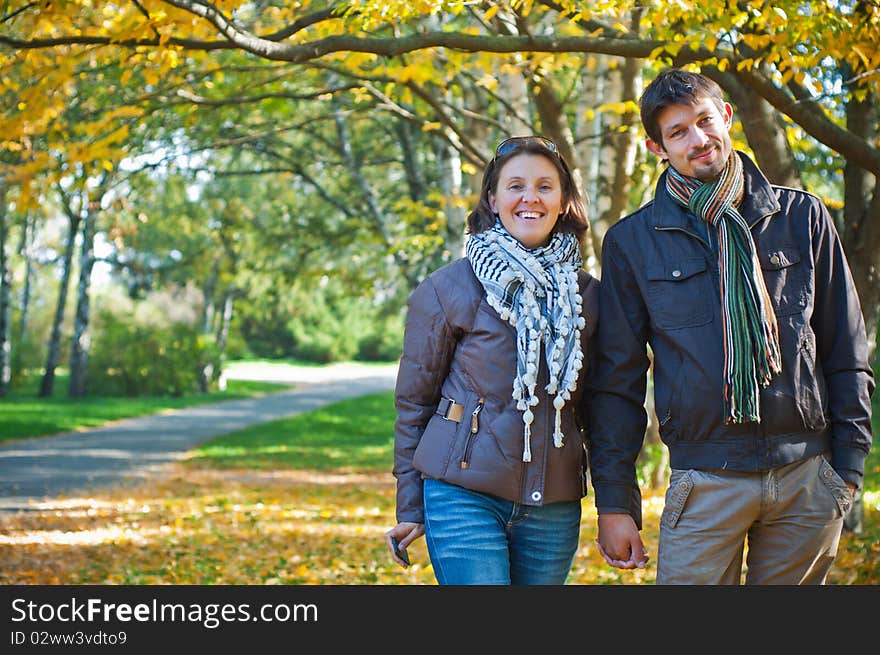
[384,522,424,568]
[596,513,649,570]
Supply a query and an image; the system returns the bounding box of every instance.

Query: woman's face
[489,153,564,249]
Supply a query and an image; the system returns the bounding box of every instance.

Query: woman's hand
[596,513,649,570]
[384,522,424,568]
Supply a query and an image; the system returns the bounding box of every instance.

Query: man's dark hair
[639,69,726,147]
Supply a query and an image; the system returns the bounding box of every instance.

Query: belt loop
[436,397,463,423]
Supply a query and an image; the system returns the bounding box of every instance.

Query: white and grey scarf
[466,219,586,462]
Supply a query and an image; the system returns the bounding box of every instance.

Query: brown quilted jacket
[393,257,599,524]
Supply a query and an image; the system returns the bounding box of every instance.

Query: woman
[384,136,598,585]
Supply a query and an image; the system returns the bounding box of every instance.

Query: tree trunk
[396,119,426,203]
[68,193,99,398]
[197,264,220,393]
[331,88,421,289]
[215,292,234,356]
[579,57,608,269]
[212,292,234,393]
[201,261,218,334]
[39,194,81,398]
[530,68,599,269]
[13,212,35,380]
[595,56,642,257]
[436,135,467,259]
[0,184,11,396]
[706,68,803,188]
[841,81,879,362]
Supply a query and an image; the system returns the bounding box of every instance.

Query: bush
[286,287,360,363]
[356,312,403,362]
[288,320,357,363]
[88,311,221,397]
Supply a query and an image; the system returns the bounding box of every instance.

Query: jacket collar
[650,151,781,230]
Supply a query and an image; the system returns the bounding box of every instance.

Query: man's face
[646,97,733,181]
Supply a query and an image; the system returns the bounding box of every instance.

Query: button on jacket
[393,257,599,524]
[588,152,874,528]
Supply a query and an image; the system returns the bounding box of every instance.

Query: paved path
[0,362,398,512]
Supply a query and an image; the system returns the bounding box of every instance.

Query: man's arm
[809,198,875,491]
[587,231,651,530]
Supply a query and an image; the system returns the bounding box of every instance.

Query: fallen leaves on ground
[0,465,876,585]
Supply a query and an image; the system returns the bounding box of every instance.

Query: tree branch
[736,68,880,176]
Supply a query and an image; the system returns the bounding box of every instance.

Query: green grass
[227,357,398,368]
[0,373,292,444]
[186,390,397,472]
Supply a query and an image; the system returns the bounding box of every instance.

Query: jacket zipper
[459,397,485,469]
[653,225,708,431]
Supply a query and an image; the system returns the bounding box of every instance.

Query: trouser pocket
[817,457,854,517]
[661,469,694,529]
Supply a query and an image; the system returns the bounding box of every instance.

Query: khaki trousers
[656,454,851,585]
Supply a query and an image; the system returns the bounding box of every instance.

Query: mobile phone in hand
[391,537,410,566]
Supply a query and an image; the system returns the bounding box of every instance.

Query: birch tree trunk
[68,189,100,398]
[13,213,35,380]
[0,184,11,396]
[39,191,81,398]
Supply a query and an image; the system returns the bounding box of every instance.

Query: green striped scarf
[666,152,781,424]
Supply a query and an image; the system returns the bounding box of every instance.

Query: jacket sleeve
[393,275,458,523]
[809,199,875,489]
[586,232,650,529]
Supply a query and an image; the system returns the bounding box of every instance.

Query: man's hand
[596,513,649,570]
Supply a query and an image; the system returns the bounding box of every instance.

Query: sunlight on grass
[185,391,396,472]
[0,376,293,443]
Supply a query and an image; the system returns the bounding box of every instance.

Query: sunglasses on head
[493,136,560,162]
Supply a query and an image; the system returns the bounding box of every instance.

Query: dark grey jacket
[588,152,874,528]
[393,257,599,524]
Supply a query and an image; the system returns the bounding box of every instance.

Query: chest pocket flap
[757,245,807,316]
[647,257,707,282]
[758,245,801,271]
[645,257,712,329]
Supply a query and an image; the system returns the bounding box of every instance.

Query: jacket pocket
[656,354,683,441]
[646,258,713,329]
[661,469,694,529]
[458,397,485,470]
[758,330,827,435]
[758,244,808,317]
[413,394,473,477]
[797,332,827,431]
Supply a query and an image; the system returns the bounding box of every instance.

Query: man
[588,68,874,584]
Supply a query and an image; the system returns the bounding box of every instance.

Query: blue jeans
[422,478,581,585]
